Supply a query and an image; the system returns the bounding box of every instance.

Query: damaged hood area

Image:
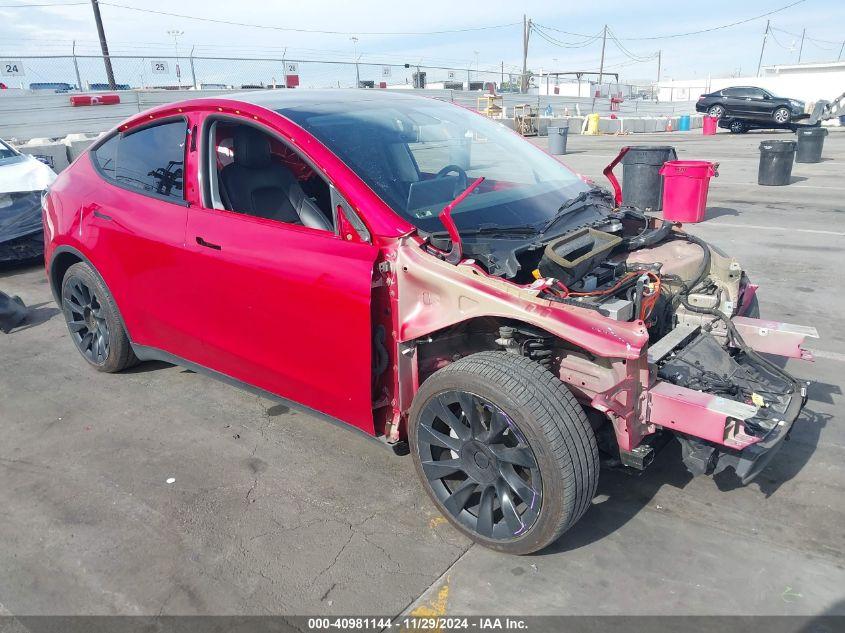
[0,153,56,244]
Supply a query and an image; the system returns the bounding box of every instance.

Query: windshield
[278,98,589,233]
[0,139,17,161]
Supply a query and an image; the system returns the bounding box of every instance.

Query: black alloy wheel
[64,277,110,364]
[410,351,599,554]
[708,104,725,119]
[416,390,542,539]
[61,261,137,372]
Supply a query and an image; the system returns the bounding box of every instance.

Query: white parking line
[807,349,845,363]
[695,222,845,237]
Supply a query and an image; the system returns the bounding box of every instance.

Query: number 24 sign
[2,60,24,76]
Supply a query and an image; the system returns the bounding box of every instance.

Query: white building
[656,60,845,102]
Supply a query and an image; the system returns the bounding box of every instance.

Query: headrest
[233,126,271,169]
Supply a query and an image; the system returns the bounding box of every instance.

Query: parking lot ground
[1,128,843,618]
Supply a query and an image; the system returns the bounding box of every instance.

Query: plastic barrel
[679,115,691,131]
[658,160,718,223]
[702,115,717,135]
[586,113,600,135]
[621,145,678,212]
[795,127,828,163]
[758,140,796,186]
[547,126,569,155]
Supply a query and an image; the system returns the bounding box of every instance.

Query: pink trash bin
[658,160,719,223]
[702,115,718,135]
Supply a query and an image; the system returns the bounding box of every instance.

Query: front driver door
[185,117,380,435]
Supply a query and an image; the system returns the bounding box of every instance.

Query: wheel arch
[49,245,133,339]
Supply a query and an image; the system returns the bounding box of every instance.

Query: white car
[0,138,56,262]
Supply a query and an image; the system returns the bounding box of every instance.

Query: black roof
[224,88,429,112]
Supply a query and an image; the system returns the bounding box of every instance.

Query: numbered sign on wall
[2,60,24,76]
[285,62,299,75]
[151,60,170,74]
[381,66,391,78]
[447,70,456,80]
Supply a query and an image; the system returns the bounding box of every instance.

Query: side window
[116,121,186,202]
[206,121,334,232]
[93,135,118,179]
[721,88,738,97]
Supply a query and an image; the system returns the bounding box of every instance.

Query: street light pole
[167,29,184,88]
[350,36,360,88]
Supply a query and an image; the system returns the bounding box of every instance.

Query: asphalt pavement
[1,126,842,619]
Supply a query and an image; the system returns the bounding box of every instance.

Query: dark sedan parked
[696,86,807,131]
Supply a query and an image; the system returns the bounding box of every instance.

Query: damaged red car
[43,91,817,554]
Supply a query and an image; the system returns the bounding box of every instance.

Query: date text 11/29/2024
[307,616,529,630]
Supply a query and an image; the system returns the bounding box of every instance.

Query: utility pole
[89,0,116,89]
[501,61,504,90]
[656,50,662,101]
[797,28,806,63]
[839,41,845,61]
[756,20,770,77]
[593,24,607,111]
[521,14,531,93]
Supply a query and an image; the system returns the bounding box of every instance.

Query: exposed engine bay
[420,186,811,481]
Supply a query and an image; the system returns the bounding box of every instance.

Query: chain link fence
[0,54,522,92]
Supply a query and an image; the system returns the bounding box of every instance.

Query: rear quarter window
[91,120,187,203]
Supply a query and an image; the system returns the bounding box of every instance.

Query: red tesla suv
[43,91,815,554]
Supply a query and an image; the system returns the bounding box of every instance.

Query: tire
[708,104,726,119]
[773,107,791,125]
[729,120,748,134]
[409,351,599,555]
[61,262,138,372]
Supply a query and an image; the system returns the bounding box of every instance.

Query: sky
[1,0,843,87]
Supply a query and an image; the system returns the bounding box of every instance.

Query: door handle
[92,210,113,221]
[196,236,222,251]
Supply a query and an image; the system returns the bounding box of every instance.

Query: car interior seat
[219,126,332,231]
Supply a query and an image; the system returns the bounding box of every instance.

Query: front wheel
[409,351,599,555]
[773,107,791,124]
[708,104,726,119]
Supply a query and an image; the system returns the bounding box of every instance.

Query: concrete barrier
[17,139,69,172]
[64,132,102,163]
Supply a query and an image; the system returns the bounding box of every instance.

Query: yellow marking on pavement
[403,579,450,632]
[429,516,447,529]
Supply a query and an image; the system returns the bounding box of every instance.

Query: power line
[535,1,807,41]
[0,1,86,5]
[606,27,658,62]
[531,23,603,48]
[95,2,520,36]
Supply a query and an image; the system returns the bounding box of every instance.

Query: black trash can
[621,145,678,212]
[758,140,796,186]
[548,125,569,155]
[795,127,828,163]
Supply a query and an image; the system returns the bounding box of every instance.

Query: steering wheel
[435,164,468,190]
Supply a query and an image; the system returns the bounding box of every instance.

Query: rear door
[85,118,204,361]
[184,115,380,434]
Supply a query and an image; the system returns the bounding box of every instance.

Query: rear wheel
[61,262,137,372]
[409,351,599,555]
[708,104,726,119]
[773,107,791,124]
